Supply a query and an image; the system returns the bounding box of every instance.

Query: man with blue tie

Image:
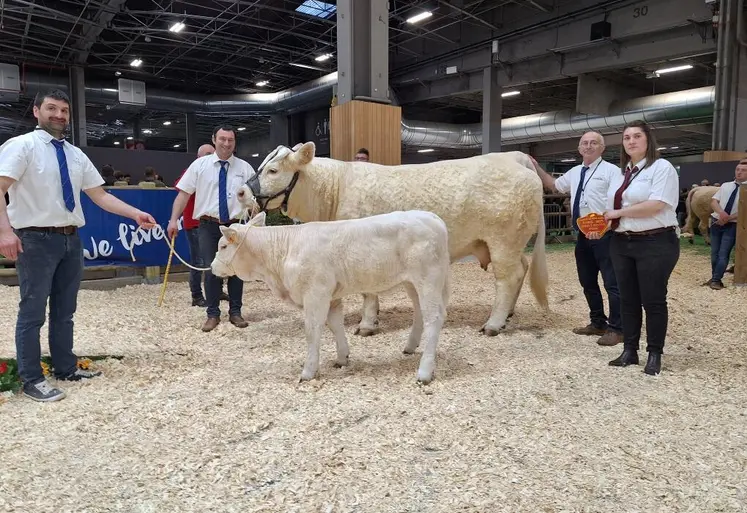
[167,126,255,332]
[531,131,623,346]
[707,160,746,289]
[0,89,157,402]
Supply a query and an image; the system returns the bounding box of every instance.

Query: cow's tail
[683,187,698,236]
[528,180,550,312]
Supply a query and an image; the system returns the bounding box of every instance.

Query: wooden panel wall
[735,185,747,285]
[703,150,747,163]
[330,100,401,165]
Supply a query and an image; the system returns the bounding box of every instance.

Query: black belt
[616,226,675,237]
[199,215,240,225]
[21,226,77,235]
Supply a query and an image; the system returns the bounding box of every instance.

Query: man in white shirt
[0,89,157,403]
[707,160,746,289]
[168,126,255,332]
[532,131,623,346]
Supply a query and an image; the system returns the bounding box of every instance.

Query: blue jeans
[185,227,205,300]
[710,222,737,282]
[14,229,83,386]
[199,220,243,318]
[575,232,622,333]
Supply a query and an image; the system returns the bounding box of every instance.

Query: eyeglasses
[579,141,601,147]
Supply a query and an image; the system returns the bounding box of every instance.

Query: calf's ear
[248,211,266,227]
[292,141,316,166]
[219,225,239,244]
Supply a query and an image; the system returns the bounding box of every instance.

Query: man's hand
[167,219,179,240]
[134,211,156,229]
[604,209,622,221]
[0,229,23,261]
[718,211,730,224]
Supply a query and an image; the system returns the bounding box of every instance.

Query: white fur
[210,210,451,384]
[239,142,549,337]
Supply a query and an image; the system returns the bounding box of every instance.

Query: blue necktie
[218,160,230,223]
[724,182,740,215]
[51,139,75,212]
[571,166,589,231]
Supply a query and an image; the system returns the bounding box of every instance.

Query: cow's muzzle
[242,171,300,214]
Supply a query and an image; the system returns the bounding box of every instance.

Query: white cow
[210,210,451,384]
[237,142,549,337]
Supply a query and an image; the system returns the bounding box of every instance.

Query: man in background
[355,148,370,162]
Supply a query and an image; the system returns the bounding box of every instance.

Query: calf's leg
[355,293,380,337]
[506,254,529,319]
[326,299,350,367]
[414,278,447,384]
[481,244,526,336]
[402,282,423,354]
[300,299,332,381]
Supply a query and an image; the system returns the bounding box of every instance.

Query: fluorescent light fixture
[657,147,667,151]
[169,22,186,33]
[252,153,260,157]
[670,146,679,149]
[418,148,435,153]
[237,127,246,131]
[654,64,693,75]
[142,129,152,134]
[501,90,521,98]
[407,11,433,24]
[114,141,121,145]
[255,80,268,87]
[289,62,326,71]
[561,158,576,162]
[163,121,171,125]
[315,53,332,62]
[130,58,142,67]
[173,144,180,148]
[127,136,134,140]
[295,0,336,19]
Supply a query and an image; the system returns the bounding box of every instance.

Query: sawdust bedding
[0,246,745,512]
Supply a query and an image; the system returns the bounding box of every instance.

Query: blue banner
[79,189,191,267]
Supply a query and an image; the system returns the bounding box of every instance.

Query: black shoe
[644,352,661,376]
[220,292,230,302]
[192,297,207,307]
[57,369,102,381]
[609,348,639,367]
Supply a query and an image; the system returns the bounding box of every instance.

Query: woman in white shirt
[602,120,680,376]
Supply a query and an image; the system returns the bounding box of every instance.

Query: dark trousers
[185,227,205,300]
[710,222,737,282]
[610,229,680,354]
[199,219,243,318]
[14,229,83,385]
[575,232,622,333]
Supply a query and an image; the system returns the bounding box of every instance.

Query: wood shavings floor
[1,245,745,512]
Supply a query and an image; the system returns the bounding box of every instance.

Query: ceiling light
[407,11,433,24]
[561,158,576,162]
[289,62,326,71]
[315,53,332,62]
[418,148,435,153]
[130,58,142,67]
[169,22,186,33]
[114,141,121,145]
[173,144,180,148]
[670,146,679,149]
[256,80,268,87]
[163,121,171,125]
[237,127,246,131]
[657,147,667,151]
[252,153,259,157]
[127,136,133,140]
[654,64,693,75]
[501,90,521,98]
[142,129,152,134]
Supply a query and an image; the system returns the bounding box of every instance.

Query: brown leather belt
[616,226,675,237]
[199,215,240,225]
[21,226,77,235]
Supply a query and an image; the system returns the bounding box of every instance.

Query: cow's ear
[292,141,316,166]
[219,225,238,244]
[248,211,266,227]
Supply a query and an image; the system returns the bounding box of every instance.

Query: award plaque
[576,213,610,237]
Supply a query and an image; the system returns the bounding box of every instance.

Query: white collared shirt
[710,181,743,220]
[0,129,105,228]
[554,156,620,217]
[606,157,679,232]
[176,153,255,220]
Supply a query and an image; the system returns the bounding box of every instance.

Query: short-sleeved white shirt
[176,153,255,220]
[554,156,620,217]
[710,181,743,220]
[606,158,680,232]
[0,129,105,228]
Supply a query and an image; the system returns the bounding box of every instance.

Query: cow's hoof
[333,357,349,368]
[480,324,505,336]
[417,374,434,385]
[355,327,379,337]
[299,369,317,381]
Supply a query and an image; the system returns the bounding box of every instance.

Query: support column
[482,67,502,154]
[270,114,290,148]
[185,112,198,153]
[68,66,87,147]
[132,118,141,140]
[729,37,747,151]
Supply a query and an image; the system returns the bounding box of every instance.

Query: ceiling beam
[71,0,128,64]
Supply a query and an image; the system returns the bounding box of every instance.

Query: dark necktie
[610,166,638,230]
[724,182,740,216]
[571,165,589,231]
[50,139,75,212]
[218,160,230,223]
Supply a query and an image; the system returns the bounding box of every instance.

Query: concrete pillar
[185,112,198,153]
[68,66,87,147]
[270,114,289,148]
[336,0,389,105]
[132,118,141,140]
[482,67,502,154]
[729,41,747,151]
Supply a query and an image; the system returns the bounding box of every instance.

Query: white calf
[210,210,451,384]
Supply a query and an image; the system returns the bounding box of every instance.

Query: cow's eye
[267,168,278,175]
[220,244,227,249]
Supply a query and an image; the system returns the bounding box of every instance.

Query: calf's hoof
[299,369,317,382]
[333,356,350,368]
[480,323,505,336]
[417,371,434,385]
[355,327,379,337]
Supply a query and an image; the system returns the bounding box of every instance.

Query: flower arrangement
[0,355,122,394]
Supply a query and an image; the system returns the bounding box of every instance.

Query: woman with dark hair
[602,120,680,376]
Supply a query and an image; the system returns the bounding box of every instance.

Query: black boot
[609,347,639,367]
[644,352,661,376]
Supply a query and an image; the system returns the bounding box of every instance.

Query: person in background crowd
[0,89,157,402]
[700,179,710,186]
[706,159,746,289]
[532,131,623,347]
[354,148,370,162]
[101,164,116,186]
[168,126,254,332]
[139,167,165,187]
[599,120,680,376]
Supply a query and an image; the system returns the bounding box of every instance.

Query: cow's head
[211,212,266,280]
[238,142,316,214]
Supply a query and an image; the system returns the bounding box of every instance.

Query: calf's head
[210,212,267,280]
[238,141,316,213]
